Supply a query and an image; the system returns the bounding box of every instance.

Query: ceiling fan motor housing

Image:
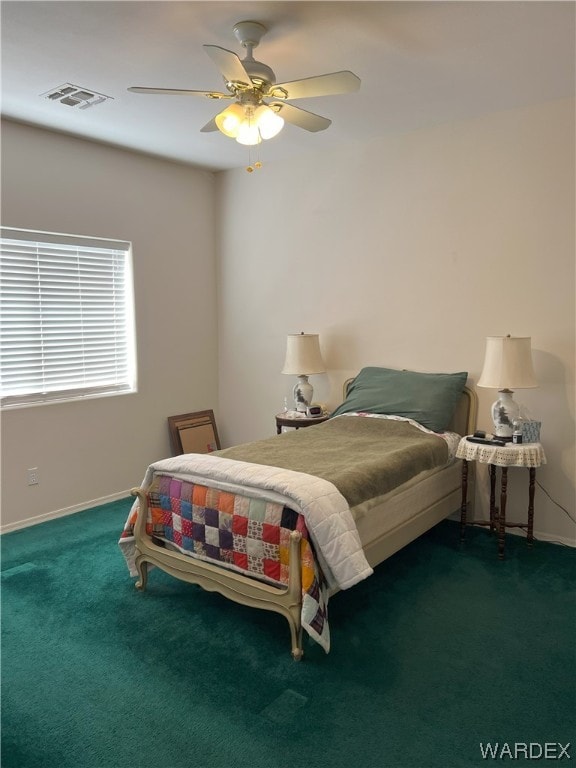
[233,21,276,87]
[233,21,267,49]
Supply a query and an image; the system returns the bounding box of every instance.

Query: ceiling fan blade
[270,102,331,132]
[203,45,251,87]
[267,71,360,100]
[128,86,232,99]
[200,118,219,133]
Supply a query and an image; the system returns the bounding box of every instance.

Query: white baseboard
[531,529,576,548]
[4,496,574,548]
[0,490,133,534]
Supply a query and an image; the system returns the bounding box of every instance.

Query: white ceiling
[1,1,574,172]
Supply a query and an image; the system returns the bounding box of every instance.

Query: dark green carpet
[2,500,574,768]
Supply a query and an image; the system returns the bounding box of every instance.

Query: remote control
[466,436,507,447]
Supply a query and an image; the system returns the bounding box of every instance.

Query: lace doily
[456,438,546,468]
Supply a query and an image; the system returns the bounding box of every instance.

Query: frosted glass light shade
[215,103,244,138]
[254,105,284,139]
[236,120,261,146]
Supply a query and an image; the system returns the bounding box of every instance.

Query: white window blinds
[0,227,137,408]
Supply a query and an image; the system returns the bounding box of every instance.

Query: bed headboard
[450,386,477,436]
[342,378,477,437]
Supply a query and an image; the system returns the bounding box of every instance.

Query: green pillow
[330,367,468,432]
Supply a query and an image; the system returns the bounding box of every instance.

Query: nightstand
[275,413,330,434]
[457,437,547,559]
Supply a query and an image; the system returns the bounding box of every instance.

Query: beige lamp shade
[477,336,537,390]
[281,333,326,375]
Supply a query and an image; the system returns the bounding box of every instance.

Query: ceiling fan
[128,20,361,148]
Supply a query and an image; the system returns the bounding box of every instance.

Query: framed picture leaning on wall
[167,410,221,456]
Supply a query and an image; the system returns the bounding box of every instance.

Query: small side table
[275,413,330,434]
[456,437,546,559]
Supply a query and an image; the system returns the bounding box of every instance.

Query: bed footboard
[131,488,305,660]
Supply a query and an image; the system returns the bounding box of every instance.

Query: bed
[119,366,477,659]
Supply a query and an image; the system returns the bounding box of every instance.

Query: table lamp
[281,332,326,412]
[477,335,537,440]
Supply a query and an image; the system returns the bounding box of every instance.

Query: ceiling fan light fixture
[129,20,360,160]
[253,104,284,140]
[215,102,244,137]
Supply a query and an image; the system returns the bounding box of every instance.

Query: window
[0,227,137,408]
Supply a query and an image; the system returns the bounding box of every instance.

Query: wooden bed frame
[131,385,477,660]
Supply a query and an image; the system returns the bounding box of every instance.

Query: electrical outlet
[27,468,39,486]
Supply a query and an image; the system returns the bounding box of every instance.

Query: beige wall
[1,120,218,529]
[2,99,574,544]
[217,98,575,544]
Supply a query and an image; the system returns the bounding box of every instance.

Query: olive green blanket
[215,416,449,509]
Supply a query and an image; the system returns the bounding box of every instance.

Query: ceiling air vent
[41,83,113,110]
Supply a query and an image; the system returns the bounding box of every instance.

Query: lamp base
[293,375,313,413]
[491,389,520,440]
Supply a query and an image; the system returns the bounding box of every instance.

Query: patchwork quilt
[120,473,329,648]
[120,453,374,652]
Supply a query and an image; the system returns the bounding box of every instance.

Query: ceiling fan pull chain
[246,143,263,173]
[254,141,262,170]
